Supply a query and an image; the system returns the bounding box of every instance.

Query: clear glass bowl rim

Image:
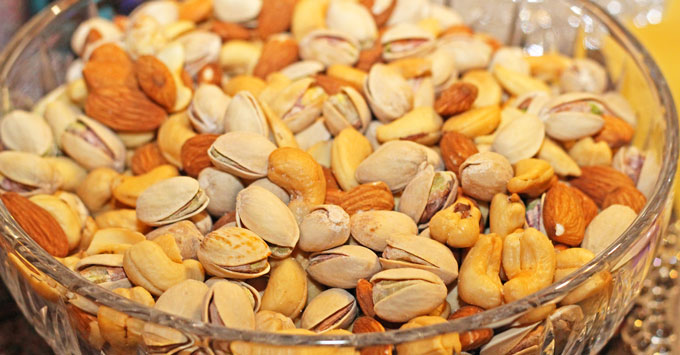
[0,0,677,348]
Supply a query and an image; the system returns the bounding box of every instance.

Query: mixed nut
[0,0,658,354]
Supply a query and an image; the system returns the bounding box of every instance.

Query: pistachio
[271,78,327,134]
[491,113,544,164]
[376,106,443,146]
[208,131,277,179]
[355,140,431,193]
[300,29,360,67]
[381,23,435,61]
[187,84,231,134]
[76,254,131,290]
[350,210,418,252]
[0,151,59,196]
[459,152,514,201]
[559,58,607,94]
[214,0,262,24]
[299,204,351,252]
[174,30,221,76]
[60,115,126,172]
[381,234,458,284]
[197,227,271,279]
[438,34,492,72]
[326,0,378,49]
[307,245,381,289]
[136,176,209,226]
[146,220,204,260]
[399,165,458,225]
[493,65,550,96]
[113,165,180,207]
[223,91,269,137]
[370,268,447,323]
[280,60,326,81]
[203,280,256,330]
[198,167,244,217]
[301,288,358,332]
[249,178,291,205]
[0,110,55,156]
[364,63,413,123]
[323,86,371,135]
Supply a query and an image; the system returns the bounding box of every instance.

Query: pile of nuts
[0,0,658,353]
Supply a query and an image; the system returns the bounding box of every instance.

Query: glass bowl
[0,0,676,354]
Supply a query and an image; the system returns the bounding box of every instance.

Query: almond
[314,74,355,96]
[257,0,297,40]
[253,36,299,79]
[213,211,237,231]
[602,185,646,213]
[435,82,478,116]
[1,192,69,257]
[197,63,223,86]
[440,25,475,37]
[359,0,397,28]
[448,306,493,351]
[178,0,213,23]
[322,166,340,190]
[89,43,132,65]
[85,85,167,132]
[356,279,375,317]
[325,182,395,216]
[356,36,383,72]
[131,143,169,175]
[181,69,195,92]
[85,28,103,47]
[135,55,177,110]
[543,182,587,246]
[181,134,219,178]
[572,187,598,225]
[211,21,252,41]
[440,131,479,176]
[569,165,635,207]
[83,60,138,91]
[352,316,392,355]
[594,114,634,149]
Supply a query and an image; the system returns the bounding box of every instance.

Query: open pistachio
[198,167,244,217]
[76,254,131,290]
[187,84,231,134]
[0,110,55,156]
[326,0,377,50]
[323,86,371,135]
[136,176,209,226]
[381,234,459,284]
[382,23,435,61]
[208,131,277,179]
[223,91,269,136]
[364,63,413,123]
[202,280,256,330]
[559,58,607,94]
[214,0,262,24]
[438,34,492,72]
[280,60,326,81]
[271,78,327,134]
[299,204,350,252]
[370,268,447,323]
[301,288,357,332]
[0,151,59,196]
[350,210,418,252]
[61,115,126,172]
[205,278,262,312]
[300,29,360,67]
[174,30,221,76]
[307,245,381,289]
[399,165,458,226]
[198,227,271,279]
[71,17,122,56]
[146,220,204,260]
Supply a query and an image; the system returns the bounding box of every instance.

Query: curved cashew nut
[429,196,482,248]
[489,193,525,237]
[555,248,611,305]
[458,233,503,309]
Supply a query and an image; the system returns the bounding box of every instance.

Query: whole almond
[448,306,493,351]
[356,279,375,317]
[178,0,213,23]
[440,131,478,176]
[314,74,355,96]
[83,60,138,91]
[356,36,383,72]
[325,182,395,216]
[257,0,297,40]
[131,143,169,175]
[359,0,396,27]
[569,165,635,207]
[322,167,340,190]
[602,185,646,213]
[197,63,223,86]
[1,192,69,257]
[85,85,167,132]
[135,55,177,110]
[353,316,392,355]
[572,187,598,225]
[181,134,219,178]
[211,21,251,41]
[89,43,132,66]
[543,182,587,246]
[435,82,478,116]
[253,37,299,79]
[594,114,634,149]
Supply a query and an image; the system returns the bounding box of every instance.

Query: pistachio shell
[208,131,277,179]
[492,113,545,164]
[261,257,307,319]
[364,64,413,123]
[387,0,429,25]
[376,106,443,146]
[299,204,350,252]
[370,268,447,323]
[301,288,357,332]
[188,84,231,134]
[355,140,430,192]
[323,86,371,135]
[326,1,378,49]
[559,58,607,94]
[300,29,360,67]
[198,167,244,217]
[307,245,381,289]
[44,100,79,148]
[543,112,605,141]
[223,91,269,136]
[280,60,326,81]
[61,115,126,172]
[399,166,458,225]
[381,234,458,284]
[214,0,262,24]
[438,35,492,72]
[174,30,222,76]
[1,110,55,156]
[350,210,418,252]
[381,23,435,61]
[203,281,256,330]
[136,176,209,226]
[76,254,131,290]
[249,178,291,205]
[45,157,87,192]
[0,151,59,196]
[71,18,123,56]
[197,227,271,279]
[272,78,327,133]
[146,220,203,260]
[129,0,179,26]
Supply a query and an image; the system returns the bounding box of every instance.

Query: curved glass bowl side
[0,0,676,353]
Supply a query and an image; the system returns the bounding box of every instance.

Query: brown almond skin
[602,185,646,213]
[327,182,395,216]
[256,0,297,40]
[180,134,219,178]
[353,316,392,355]
[595,114,634,149]
[253,37,299,79]
[212,211,237,231]
[440,131,479,177]
[83,61,138,91]
[435,82,478,116]
[131,143,169,175]
[1,192,69,257]
[211,21,251,41]
[572,187,598,225]
[314,75,355,96]
[135,55,177,110]
[322,167,340,190]
[197,63,223,86]
[569,166,635,207]
[356,36,383,72]
[543,182,587,246]
[89,43,132,66]
[358,0,396,28]
[356,279,376,317]
[85,85,167,132]
[448,306,493,351]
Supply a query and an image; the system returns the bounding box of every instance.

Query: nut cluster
[0,0,653,354]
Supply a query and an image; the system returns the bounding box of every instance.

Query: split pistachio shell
[387,0,429,25]
[479,323,540,355]
[350,210,418,252]
[381,23,435,61]
[271,78,327,134]
[280,61,326,81]
[198,167,244,217]
[364,64,413,123]
[146,221,203,260]
[381,234,459,284]
[439,35,492,72]
[208,131,277,179]
[71,18,122,56]
[323,86,371,135]
[376,106,443,146]
[236,186,300,258]
[61,115,126,172]
[0,110,55,156]
[86,228,145,256]
[492,112,545,164]
[301,288,357,332]
[223,91,269,136]
[559,58,607,94]
[543,111,605,141]
[326,1,377,50]
[198,227,271,279]
[0,151,59,196]
[204,278,261,312]
[299,204,350,252]
[355,140,430,192]
[370,268,447,323]
[249,178,291,205]
[261,258,307,319]
[203,281,256,330]
[188,84,231,134]
[398,165,458,225]
[174,30,221,76]
[307,245,381,288]
[459,152,514,202]
[44,100,79,148]
[214,0,262,24]
[76,254,131,290]
[136,176,209,226]
[300,29,360,67]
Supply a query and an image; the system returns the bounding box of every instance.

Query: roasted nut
[429,196,482,248]
[442,105,501,139]
[380,234,458,284]
[448,306,493,351]
[554,248,612,305]
[489,193,525,237]
[261,258,307,319]
[299,204,351,252]
[350,210,417,252]
[396,316,461,355]
[582,204,637,255]
[507,158,555,197]
[332,128,373,191]
[370,268,447,323]
[569,165,635,207]
[308,245,381,288]
[458,233,503,309]
[197,227,271,279]
[459,152,514,201]
[435,82,478,117]
[301,288,358,332]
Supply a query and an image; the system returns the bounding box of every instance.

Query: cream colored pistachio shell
[61,115,126,172]
[198,167,244,217]
[490,47,530,75]
[364,64,413,123]
[76,254,131,290]
[540,92,605,115]
[174,30,221,76]
[45,157,87,192]
[387,0,429,25]
[543,111,605,141]
[398,166,458,225]
[300,288,357,332]
[381,23,435,61]
[154,280,208,323]
[376,106,443,146]
[203,278,261,312]
[428,48,458,93]
[438,35,492,72]
[331,128,373,191]
[479,323,540,355]
[559,58,607,94]
[355,140,430,192]
[326,0,377,50]
[411,76,435,109]
[223,91,269,136]
[214,0,262,24]
[71,18,122,56]
[129,0,179,26]
[136,176,209,226]
[494,65,550,96]
[272,78,326,133]
[350,210,418,252]
[236,186,300,258]
[280,60,326,81]
[187,84,230,134]
[249,178,291,205]
[157,112,197,168]
[0,151,59,196]
[513,91,551,116]
[220,40,262,76]
[492,112,545,164]
[203,281,256,330]
[307,245,381,289]
[299,29,360,67]
[29,194,82,250]
[198,227,271,279]
[54,191,89,227]
[208,131,277,179]
[1,110,55,156]
[146,220,203,260]
[381,234,458,284]
[601,92,636,127]
[426,3,463,28]
[86,228,145,256]
[44,100,79,148]
[299,204,350,252]
[295,119,332,151]
[323,86,371,135]
[370,268,447,323]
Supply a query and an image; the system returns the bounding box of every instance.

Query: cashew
[489,193,525,237]
[507,158,555,197]
[555,248,612,305]
[429,196,482,248]
[76,167,120,212]
[112,165,179,207]
[458,233,503,309]
[123,240,204,296]
[98,286,154,349]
